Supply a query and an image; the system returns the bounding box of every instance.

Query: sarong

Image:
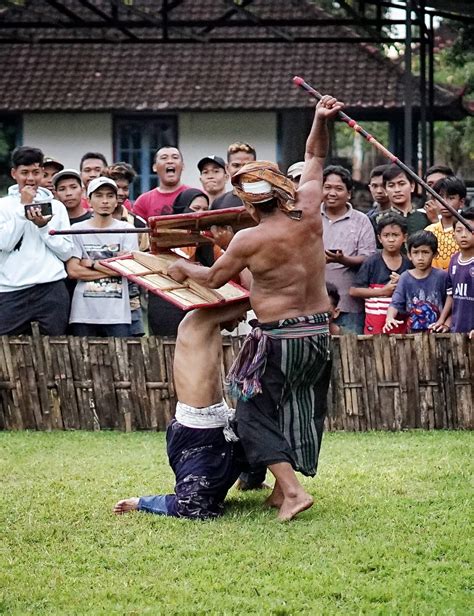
[138,400,244,520]
[229,313,332,477]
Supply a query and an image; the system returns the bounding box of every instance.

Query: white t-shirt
[69,218,138,324]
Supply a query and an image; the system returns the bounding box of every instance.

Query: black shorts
[0,279,70,335]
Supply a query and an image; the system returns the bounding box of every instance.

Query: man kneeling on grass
[114,300,249,520]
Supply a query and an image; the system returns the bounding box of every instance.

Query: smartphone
[24,201,53,217]
[328,248,342,254]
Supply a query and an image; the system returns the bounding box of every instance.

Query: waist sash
[175,400,238,442]
[226,312,330,401]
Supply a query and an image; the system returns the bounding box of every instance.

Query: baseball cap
[52,168,82,189]
[87,176,118,198]
[43,156,64,172]
[287,161,305,180]
[198,155,226,172]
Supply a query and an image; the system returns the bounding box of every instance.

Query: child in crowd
[326,282,341,334]
[350,214,411,334]
[383,230,447,333]
[425,176,466,270]
[430,208,474,335]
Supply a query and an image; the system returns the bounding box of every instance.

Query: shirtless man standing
[167,96,343,521]
[114,299,249,519]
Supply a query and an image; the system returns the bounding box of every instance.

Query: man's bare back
[230,182,329,322]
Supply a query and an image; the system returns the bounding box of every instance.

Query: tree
[432,23,474,177]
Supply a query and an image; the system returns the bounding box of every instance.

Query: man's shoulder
[70,211,92,225]
[227,225,260,255]
[295,180,322,206]
[410,208,429,221]
[425,221,441,233]
[449,252,462,267]
[350,207,372,223]
[71,219,94,230]
[51,198,68,214]
[398,269,413,284]
[430,266,448,281]
[0,194,16,208]
[110,219,135,231]
[134,189,155,204]
[365,251,383,264]
[212,191,243,210]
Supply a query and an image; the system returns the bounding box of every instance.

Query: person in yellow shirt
[425,176,466,270]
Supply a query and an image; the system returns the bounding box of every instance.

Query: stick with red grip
[293,76,473,233]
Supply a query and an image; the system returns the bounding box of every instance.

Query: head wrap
[172,188,209,214]
[231,161,299,217]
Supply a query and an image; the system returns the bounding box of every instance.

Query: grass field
[1,430,472,615]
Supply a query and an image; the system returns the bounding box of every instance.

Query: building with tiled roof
[0,0,469,194]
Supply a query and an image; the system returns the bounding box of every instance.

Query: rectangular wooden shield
[149,206,256,251]
[101,250,249,311]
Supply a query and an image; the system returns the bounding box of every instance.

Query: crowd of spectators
[0,144,472,338]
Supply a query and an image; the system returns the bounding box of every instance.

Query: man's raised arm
[298,95,344,188]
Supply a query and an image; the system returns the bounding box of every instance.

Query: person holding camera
[0,146,73,335]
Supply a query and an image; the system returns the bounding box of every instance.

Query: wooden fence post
[0,333,472,432]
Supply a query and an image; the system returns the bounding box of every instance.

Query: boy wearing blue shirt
[384,230,447,333]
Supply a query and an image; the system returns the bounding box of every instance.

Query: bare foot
[235,479,272,491]
[265,494,283,509]
[265,482,284,508]
[277,491,313,522]
[113,497,139,514]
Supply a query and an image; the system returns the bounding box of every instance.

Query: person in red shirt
[133,146,189,222]
[350,214,410,334]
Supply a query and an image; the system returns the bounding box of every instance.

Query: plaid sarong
[232,313,332,477]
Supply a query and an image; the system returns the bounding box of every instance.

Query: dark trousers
[138,419,243,520]
[148,293,185,337]
[69,323,131,337]
[0,280,70,335]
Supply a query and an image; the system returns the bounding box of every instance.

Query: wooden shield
[148,206,255,252]
[101,251,249,311]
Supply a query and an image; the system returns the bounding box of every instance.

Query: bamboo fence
[0,325,472,432]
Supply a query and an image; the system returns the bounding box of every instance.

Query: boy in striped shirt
[350,214,410,334]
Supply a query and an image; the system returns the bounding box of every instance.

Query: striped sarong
[230,312,332,477]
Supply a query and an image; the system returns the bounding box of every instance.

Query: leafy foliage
[432,23,474,175]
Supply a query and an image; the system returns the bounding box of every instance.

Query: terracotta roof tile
[0,0,464,116]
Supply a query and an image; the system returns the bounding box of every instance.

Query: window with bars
[113,115,178,200]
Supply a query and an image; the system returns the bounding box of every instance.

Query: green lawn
[1,431,472,615]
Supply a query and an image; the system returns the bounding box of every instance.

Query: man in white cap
[66,177,138,337]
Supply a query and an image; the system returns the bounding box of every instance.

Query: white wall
[23,113,113,171]
[179,112,277,188]
[22,111,277,188]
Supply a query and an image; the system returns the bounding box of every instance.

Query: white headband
[241,180,272,195]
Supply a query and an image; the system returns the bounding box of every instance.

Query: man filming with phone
[0,146,73,335]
